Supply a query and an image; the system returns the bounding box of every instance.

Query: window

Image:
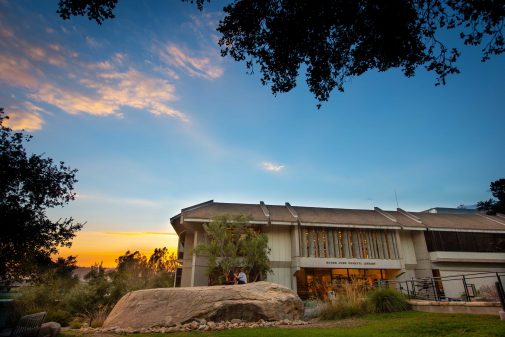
[300,226,400,259]
[424,231,505,252]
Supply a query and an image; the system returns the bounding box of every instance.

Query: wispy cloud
[85,36,101,48]
[0,22,190,123]
[261,162,285,172]
[0,54,40,88]
[3,103,44,131]
[77,193,165,208]
[159,44,223,80]
[101,231,178,237]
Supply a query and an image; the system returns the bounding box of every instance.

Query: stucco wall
[267,267,292,289]
[264,226,294,289]
[410,300,502,316]
[437,268,505,299]
[411,231,433,279]
[266,226,292,262]
[180,231,194,287]
[399,231,417,265]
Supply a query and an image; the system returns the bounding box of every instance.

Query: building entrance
[296,268,400,299]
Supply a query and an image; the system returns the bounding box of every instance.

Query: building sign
[297,257,402,269]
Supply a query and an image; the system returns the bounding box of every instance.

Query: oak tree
[57,0,504,106]
[0,108,83,282]
[477,178,505,214]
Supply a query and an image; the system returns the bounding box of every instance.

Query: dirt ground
[279,317,365,329]
[63,318,366,336]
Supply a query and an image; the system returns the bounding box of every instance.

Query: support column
[190,230,198,287]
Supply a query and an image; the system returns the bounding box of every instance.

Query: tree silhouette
[57,0,504,106]
[477,178,505,214]
[0,108,83,282]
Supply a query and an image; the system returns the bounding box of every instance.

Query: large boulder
[103,282,303,329]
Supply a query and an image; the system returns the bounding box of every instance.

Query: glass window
[342,230,350,258]
[319,228,328,257]
[424,231,505,253]
[327,228,335,257]
[308,228,314,257]
[367,231,375,259]
[336,230,343,258]
[382,231,391,259]
[389,232,399,259]
[299,227,402,259]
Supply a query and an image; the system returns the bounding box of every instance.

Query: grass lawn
[61,311,505,337]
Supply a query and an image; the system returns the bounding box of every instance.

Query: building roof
[412,212,505,231]
[171,200,505,234]
[422,207,478,214]
[293,206,398,227]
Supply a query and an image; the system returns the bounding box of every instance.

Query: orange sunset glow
[57,231,179,267]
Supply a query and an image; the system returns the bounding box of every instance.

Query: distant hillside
[72,267,113,281]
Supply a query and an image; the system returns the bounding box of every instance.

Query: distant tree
[65,262,114,325]
[0,108,83,282]
[148,247,178,273]
[14,256,79,326]
[194,214,271,285]
[477,178,505,214]
[109,248,179,299]
[147,247,179,288]
[57,0,504,106]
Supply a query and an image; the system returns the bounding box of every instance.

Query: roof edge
[181,199,214,212]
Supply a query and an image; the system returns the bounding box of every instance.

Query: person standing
[237,269,247,285]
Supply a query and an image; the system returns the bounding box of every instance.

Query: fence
[388,272,505,307]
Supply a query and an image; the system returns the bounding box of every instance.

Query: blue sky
[1,1,504,265]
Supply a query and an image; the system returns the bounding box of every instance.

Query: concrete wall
[430,251,505,263]
[399,231,417,265]
[410,300,502,316]
[265,226,293,289]
[180,231,194,287]
[266,226,292,262]
[436,267,505,299]
[268,267,292,289]
[411,231,433,279]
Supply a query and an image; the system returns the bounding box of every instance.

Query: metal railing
[386,272,505,307]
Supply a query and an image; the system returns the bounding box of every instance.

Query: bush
[367,287,411,313]
[89,306,110,328]
[46,309,73,326]
[319,281,368,320]
[319,300,367,320]
[303,300,324,319]
[68,316,87,329]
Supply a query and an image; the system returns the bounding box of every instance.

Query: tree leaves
[56,0,504,105]
[476,178,505,214]
[194,214,271,285]
[0,108,83,281]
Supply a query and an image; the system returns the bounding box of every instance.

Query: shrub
[319,300,367,320]
[319,280,368,320]
[303,300,324,319]
[45,309,73,326]
[89,306,110,328]
[367,287,411,313]
[68,316,87,329]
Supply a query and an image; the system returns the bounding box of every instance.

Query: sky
[1,1,504,267]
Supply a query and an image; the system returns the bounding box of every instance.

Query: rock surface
[38,322,61,337]
[103,282,303,329]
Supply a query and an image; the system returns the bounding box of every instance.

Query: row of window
[300,227,400,259]
[424,231,505,252]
